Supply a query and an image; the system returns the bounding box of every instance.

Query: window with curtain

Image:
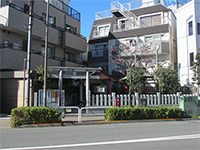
[152,14,161,26]
[140,14,161,27]
[140,16,151,27]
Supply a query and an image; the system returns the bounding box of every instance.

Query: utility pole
[43,0,50,107]
[25,0,34,106]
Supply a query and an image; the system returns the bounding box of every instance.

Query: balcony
[88,49,108,62]
[137,41,169,56]
[0,2,86,52]
[0,43,83,70]
[113,16,171,32]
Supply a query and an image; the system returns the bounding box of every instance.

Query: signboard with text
[39,89,65,107]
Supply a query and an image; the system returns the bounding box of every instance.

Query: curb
[8,118,200,128]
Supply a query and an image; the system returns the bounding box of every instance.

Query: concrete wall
[177,0,200,86]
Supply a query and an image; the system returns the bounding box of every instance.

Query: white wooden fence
[87,92,198,107]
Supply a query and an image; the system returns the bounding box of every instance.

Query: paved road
[1,120,200,150]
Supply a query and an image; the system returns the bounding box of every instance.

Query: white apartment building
[88,0,177,75]
[177,0,200,86]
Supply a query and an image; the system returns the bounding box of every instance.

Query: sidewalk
[0,114,11,128]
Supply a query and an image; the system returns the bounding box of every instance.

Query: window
[140,14,161,27]
[65,52,75,62]
[188,21,193,36]
[151,14,161,26]
[145,36,153,42]
[98,25,110,36]
[22,40,27,51]
[190,52,194,67]
[3,40,9,47]
[12,43,20,50]
[141,16,151,27]
[92,44,107,57]
[66,24,77,34]
[24,4,29,13]
[41,45,55,58]
[145,35,161,42]
[197,23,200,35]
[42,13,56,26]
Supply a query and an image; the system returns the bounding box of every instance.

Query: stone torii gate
[48,66,102,106]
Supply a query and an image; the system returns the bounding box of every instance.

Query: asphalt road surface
[1,120,200,150]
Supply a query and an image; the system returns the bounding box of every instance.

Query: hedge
[10,107,62,127]
[104,106,182,121]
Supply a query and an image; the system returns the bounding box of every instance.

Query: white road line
[1,134,200,150]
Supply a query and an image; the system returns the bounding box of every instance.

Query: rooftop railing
[95,0,168,20]
[111,1,137,20]
[95,10,113,20]
[113,16,171,32]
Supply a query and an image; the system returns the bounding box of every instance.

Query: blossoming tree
[110,39,158,106]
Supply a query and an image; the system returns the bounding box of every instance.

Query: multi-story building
[177,0,200,86]
[88,0,177,75]
[0,0,87,113]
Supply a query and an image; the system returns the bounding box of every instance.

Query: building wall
[177,0,200,86]
[89,3,177,75]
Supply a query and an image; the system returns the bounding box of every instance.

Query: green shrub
[10,107,61,127]
[104,106,182,121]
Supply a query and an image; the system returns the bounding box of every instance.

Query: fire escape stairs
[111,1,138,21]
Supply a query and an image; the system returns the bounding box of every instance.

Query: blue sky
[69,0,191,39]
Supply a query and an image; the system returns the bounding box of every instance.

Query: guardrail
[54,106,112,123]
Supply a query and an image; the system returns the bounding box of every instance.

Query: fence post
[135,92,139,106]
[96,94,99,106]
[100,94,103,106]
[135,92,139,99]
[124,94,127,106]
[161,94,164,105]
[120,94,123,106]
[157,92,160,105]
[168,94,170,105]
[147,95,149,106]
[165,95,167,105]
[132,94,135,106]
[108,94,111,106]
[78,108,82,123]
[154,94,157,105]
[92,95,95,106]
[112,92,115,106]
[104,94,107,106]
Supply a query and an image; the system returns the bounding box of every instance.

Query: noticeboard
[39,89,65,107]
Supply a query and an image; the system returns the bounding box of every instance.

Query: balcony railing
[0,1,86,40]
[93,29,109,38]
[0,43,82,64]
[88,49,108,61]
[113,16,170,32]
[43,0,80,21]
